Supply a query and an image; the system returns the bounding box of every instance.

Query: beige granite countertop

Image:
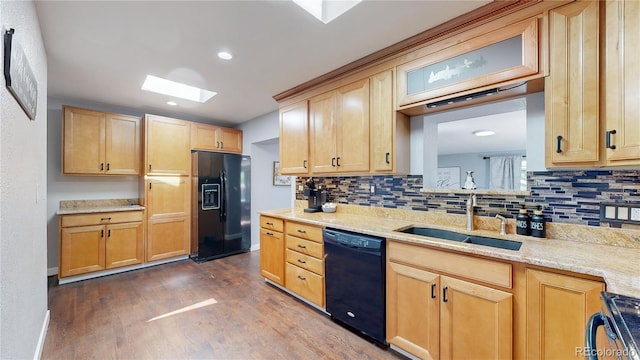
[57,199,144,215]
[260,204,640,298]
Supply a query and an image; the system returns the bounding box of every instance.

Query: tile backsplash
[296,170,640,228]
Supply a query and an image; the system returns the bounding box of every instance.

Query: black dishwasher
[324,228,386,345]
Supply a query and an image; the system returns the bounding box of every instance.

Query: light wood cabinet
[59,211,144,278]
[279,100,309,175]
[545,0,601,166]
[145,176,191,262]
[387,241,513,359]
[370,70,410,173]
[525,268,605,359]
[309,78,370,174]
[603,0,640,166]
[144,114,191,176]
[284,221,324,308]
[259,216,285,285]
[191,122,242,154]
[63,106,141,175]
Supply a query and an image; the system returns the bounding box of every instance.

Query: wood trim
[273,0,536,102]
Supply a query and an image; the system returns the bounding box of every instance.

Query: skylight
[293,0,361,24]
[141,75,216,103]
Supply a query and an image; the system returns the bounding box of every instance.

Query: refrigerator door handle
[220,170,227,221]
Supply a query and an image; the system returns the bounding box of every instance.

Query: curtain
[489,156,521,190]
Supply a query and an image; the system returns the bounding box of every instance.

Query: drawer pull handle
[556,135,563,153]
[431,283,436,299]
[606,130,617,149]
[297,244,307,249]
[101,217,112,221]
[266,232,273,236]
[266,222,273,225]
[443,286,449,303]
[297,275,306,281]
[303,160,307,168]
[107,229,111,237]
[297,259,306,264]
[101,229,104,238]
[336,157,340,166]
[331,157,336,167]
[297,229,306,234]
[106,163,110,171]
[100,163,104,171]
[385,152,390,164]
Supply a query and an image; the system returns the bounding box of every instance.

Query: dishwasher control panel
[323,229,383,250]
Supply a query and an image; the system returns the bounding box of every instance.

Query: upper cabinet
[546,0,640,168]
[63,106,141,175]
[144,114,191,176]
[191,122,243,154]
[309,78,370,174]
[396,17,540,109]
[279,100,309,175]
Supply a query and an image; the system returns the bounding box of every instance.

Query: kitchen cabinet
[144,114,191,176]
[284,221,325,308]
[370,70,410,173]
[259,216,285,285]
[145,176,191,261]
[191,122,243,154]
[59,211,144,278]
[545,0,600,166]
[63,105,141,175]
[525,268,605,359]
[309,78,370,174]
[279,100,309,175]
[387,241,512,359]
[603,0,640,166]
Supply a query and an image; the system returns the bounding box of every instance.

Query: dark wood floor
[43,250,405,359]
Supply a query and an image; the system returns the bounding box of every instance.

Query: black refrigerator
[190,151,251,262]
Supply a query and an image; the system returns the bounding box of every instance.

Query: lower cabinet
[259,216,285,285]
[387,241,512,359]
[59,211,144,278]
[284,221,325,308]
[146,216,190,262]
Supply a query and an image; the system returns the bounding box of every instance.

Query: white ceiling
[34,0,491,126]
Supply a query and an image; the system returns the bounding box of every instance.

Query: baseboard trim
[34,310,50,360]
[250,244,260,251]
[47,267,58,276]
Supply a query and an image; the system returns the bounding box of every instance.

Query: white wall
[237,110,292,249]
[0,1,49,358]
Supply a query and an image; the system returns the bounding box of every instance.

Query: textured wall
[297,170,640,227]
[0,1,49,358]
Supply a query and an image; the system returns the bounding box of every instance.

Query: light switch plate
[631,208,640,221]
[600,203,640,224]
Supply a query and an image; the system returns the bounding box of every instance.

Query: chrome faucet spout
[495,214,507,235]
[466,194,477,231]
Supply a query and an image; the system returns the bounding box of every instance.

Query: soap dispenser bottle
[516,205,530,236]
[530,205,546,238]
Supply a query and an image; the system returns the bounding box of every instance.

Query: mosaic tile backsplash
[296,170,640,228]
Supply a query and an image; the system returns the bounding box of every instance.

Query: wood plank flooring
[43,250,405,359]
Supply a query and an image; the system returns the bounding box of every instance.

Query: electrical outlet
[298,185,303,191]
[370,185,375,194]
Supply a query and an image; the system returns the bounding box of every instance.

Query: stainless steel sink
[396,226,522,251]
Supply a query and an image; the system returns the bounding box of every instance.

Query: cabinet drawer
[286,234,323,259]
[388,241,512,289]
[286,249,324,275]
[285,221,323,243]
[286,263,324,308]
[61,211,144,228]
[260,216,284,232]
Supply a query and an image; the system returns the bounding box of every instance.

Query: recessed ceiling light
[473,130,496,137]
[141,75,216,103]
[166,101,177,106]
[217,51,233,60]
[293,0,361,24]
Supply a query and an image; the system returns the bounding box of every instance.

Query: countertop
[260,207,640,297]
[57,205,145,215]
[57,198,144,215]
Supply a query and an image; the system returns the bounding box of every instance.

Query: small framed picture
[273,161,291,186]
[437,167,461,189]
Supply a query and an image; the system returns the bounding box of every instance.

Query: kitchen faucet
[495,214,507,235]
[466,194,477,231]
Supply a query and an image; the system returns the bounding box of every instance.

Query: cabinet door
[146,176,190,219]
[105,221,144,269]
[260,228,284,285]
[336,78,370,172]
[604,0,640,165]
[191,122,218,151]
[526,268,605,360]
[217,127,243,154]
[440,276,512,360]
[309,91,338,173]
[387,261,440,360]
[371,70,394,172]
[105,113,141,175]
[545,0,600,166]
[279,100,309,175]
[146,217,190,262]
[63,106,106,174]
[145,115,191,175]
[59,225,106,277]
